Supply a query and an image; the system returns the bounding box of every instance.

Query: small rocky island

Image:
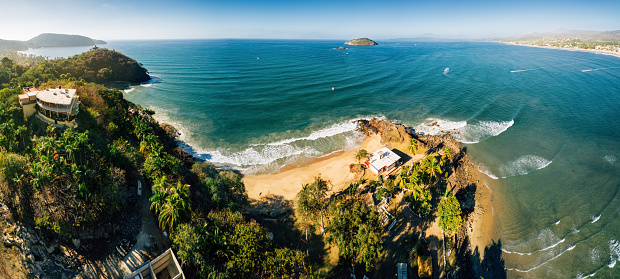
[345,38,378,46]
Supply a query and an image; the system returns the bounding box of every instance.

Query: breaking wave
[414,118,514,144]
[610,239,620,268]
[507,245,576,273]
[264,120,361,146]
[174,118,367,174]
[498,155,552,178]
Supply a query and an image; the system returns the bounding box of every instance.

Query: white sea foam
[197,145,320,167]
[266,120,361,146]
[498,154,552,178]
[124,88,135,93]
[590,248,602,264]
[507,245,576,273]
[604,155,617,164]
[477,165,499,179]
[141,83,153,87]
[591,215,601,223]
[610,239,620,268]
[502,238,566,256]
[414,118,514,144]
[443,67,450,75]
[171,118,367,174]
[582,69,598,72]
[455,120,514,144]
[414,118,467,136]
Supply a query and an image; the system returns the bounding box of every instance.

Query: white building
[18,87,80,128]
[365,147,401,175]
[124,248,185,279]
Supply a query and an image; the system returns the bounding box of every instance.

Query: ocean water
[22,40,620,278]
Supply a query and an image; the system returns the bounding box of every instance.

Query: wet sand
[243,134,383,200]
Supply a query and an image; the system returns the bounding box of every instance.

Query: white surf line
[506,221,612,273]
[506,245,576,273]
[502,238,566,256]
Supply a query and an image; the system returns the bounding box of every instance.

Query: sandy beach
[243,133,383,201]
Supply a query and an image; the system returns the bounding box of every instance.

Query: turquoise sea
[23,40,620,278]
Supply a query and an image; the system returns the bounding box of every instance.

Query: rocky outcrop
[345,38,378,46]
[357,118,414,145]
[2,221,82,278]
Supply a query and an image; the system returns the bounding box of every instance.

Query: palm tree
[151,177,191,232]
[355,149,369,164]
[150,176,169,213]
[441,147,452,166]
[159,181,191,231]
[407,139,418,155]
[423,156,442,184]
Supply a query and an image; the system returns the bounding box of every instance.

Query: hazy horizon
[2,0,619,41]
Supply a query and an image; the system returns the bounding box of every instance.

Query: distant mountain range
[0,33,106,51]
[497,29,620,42]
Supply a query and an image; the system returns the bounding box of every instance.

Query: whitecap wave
[171,118,367,174]
[591,215,601,223]
[604,155,617,164]
[195,145,321,167]
[506,244,576,273]
[455,120,514,144]
[498,155,551,178]
[610,239,620,268]
[443,67,450,75]
[414,118,514,144]
[414,118,467,136]
[477,165,499,179]
[266,120,361,146]
[124,88,135,93]
[502,238,566,256]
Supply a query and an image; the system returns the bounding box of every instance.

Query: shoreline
[168,117,496,276]
[242,133,383,201]
[501,41,620,59]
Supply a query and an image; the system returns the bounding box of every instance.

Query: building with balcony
[18,87,80,129]
[365,147,401,176]
[124,248,185,279]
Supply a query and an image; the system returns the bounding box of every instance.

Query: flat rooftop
[36,88,77,105]
[368,147,401,171]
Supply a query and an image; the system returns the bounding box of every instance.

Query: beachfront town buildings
[365,147,401,175]
[18,86,80,129]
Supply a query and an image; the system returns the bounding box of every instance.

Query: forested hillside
[0,51,315,278]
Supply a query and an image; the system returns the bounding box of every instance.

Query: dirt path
[81,181,169,278]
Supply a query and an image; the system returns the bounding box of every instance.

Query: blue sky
[2,0,619,40]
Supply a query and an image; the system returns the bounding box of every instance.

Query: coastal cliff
[345,38,378,46]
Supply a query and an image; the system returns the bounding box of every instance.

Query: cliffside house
[124,248,185,279]
[18,86,80,129]
[365,147,401,175]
